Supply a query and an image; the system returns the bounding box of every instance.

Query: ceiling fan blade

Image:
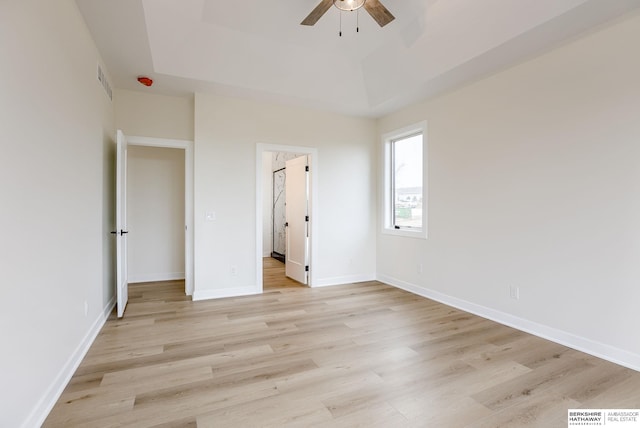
[301,0,334,26]
[364,0,395,27]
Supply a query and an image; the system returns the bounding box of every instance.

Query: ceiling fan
[301,0,395,28]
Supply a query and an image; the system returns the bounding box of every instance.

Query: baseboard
[312,273,376,288]
[128,272,185,283]
[23,296,116,428]
[377,273,640,373]
[192,286,261,301]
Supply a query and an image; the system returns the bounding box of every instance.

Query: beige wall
[0,1,116,426]
[127,146,185,283]
[115,89,194,141]
[377,12,640,368]
[194,93,378,298]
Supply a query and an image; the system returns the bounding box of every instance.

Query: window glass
[392,133,423,229]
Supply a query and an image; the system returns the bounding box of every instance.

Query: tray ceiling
[75,0,640,117]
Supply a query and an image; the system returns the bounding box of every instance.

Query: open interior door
[285,156,309,285]
[114,130,129,317]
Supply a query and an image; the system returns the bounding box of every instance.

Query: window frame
[381,121,428,239]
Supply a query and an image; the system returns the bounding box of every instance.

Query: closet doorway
[126,136,194,295]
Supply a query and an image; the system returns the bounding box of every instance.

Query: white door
[285,156,309,284]
[115,130,129,317]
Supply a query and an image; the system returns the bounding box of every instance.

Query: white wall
[377,12,640,369]
[0,1,115,426]
[128,146,185,282]
[194,93,377,298]
[115,89,194,141]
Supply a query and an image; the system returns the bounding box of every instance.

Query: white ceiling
[75,0,640,117]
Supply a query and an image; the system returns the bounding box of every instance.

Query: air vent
[97,64,112,101]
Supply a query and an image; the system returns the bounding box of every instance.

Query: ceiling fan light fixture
[333,0,366,12]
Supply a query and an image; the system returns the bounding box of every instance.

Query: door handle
[110,230,129,236]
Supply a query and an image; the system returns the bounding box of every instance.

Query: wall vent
[97,64,113,101]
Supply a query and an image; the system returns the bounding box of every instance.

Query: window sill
[382,227,427,239]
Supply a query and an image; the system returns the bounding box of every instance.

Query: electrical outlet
[84,301,89,316]
[231,265,238,276]
[509,286,520,300]
[417,263,423,274]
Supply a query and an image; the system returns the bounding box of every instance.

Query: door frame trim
[256,144,318,291]
[127,135,195,296]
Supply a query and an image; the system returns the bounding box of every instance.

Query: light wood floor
[44,260,640,427]
[263,257,305,291]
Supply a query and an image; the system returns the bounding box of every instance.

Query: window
[383,122,427,238]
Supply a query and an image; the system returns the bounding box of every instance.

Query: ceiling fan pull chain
[339,10,342,37]
[357,8,359,33]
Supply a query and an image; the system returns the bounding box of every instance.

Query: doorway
[127,146,184,284]
[255,144,318,292]
[125,135,194,296]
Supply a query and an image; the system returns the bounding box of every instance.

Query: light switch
[205,211,216,221]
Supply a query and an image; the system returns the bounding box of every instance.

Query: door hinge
[285,222,289,227]
[305,215,309,222]
[305,266,309,272]
[305,165,309,172]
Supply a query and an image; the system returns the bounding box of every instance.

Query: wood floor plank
[43,257,640,427]
[471,355,595,412]
[390,392,492,426]
[469,393,580,428]
[325,400,409,428]
[578,374,640,409]
[197,394,334,427]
